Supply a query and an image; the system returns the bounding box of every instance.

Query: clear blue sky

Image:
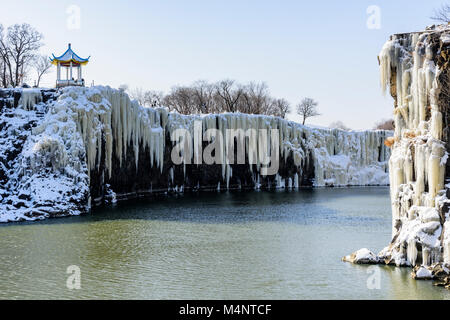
[0,0,446,129]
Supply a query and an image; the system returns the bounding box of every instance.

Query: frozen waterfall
[0,86,391,222]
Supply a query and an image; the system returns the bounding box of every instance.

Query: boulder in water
[342,248,380,264]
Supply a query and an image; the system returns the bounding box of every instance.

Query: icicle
[422,246,431,267]
[407,238,418,266]
[19,89,42,111]
[444,239,450,265]
[378,29,450,269]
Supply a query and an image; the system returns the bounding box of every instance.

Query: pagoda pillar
[57,62,61,81]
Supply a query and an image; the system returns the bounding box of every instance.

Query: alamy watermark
[66,265,81,290]
[366,265,381,290]
[366,5,381,30]
[170,121,281,175]
[66,5,81,30]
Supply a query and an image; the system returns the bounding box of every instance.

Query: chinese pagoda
[51,43,90,88]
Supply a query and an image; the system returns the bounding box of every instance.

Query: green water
[0,187,449,299]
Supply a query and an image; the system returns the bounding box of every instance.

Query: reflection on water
[0,187,449,299]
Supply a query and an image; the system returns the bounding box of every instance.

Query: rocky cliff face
[0,86,391,222]
[345,24,450,286]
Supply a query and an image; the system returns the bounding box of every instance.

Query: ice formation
[0,86,391,222]
[0,88,90,221]
[378,25,450,268]
[346,25,450,284]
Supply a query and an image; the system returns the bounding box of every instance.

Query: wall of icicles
[0,86,391,221]
[50,87,389,202]
[377,26,450,267]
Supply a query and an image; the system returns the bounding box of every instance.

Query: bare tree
[374,119,394,130]
[329,121,350,130]
[192,80,216,113]
[5,24,43,87]
[144,90,164,107]
[296,97,320,125]
[0,24,8,88]
[431,4,450,22]
[270,98,291,119]
[163,86,196,114]
[215,79,244,113]
[240,82,271,114]
[129,87,146,106]
[33,54,52,87]
[0,55,4,87]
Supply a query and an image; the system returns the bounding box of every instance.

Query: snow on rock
[0,88,89,222]
[441,32,450,44]
[0,86,392,222]
[412,266,434,280]
[343,248,380,264]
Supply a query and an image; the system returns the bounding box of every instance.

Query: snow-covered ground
[0,86,391,222]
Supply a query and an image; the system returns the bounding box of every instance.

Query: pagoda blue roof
[50,43,90,66]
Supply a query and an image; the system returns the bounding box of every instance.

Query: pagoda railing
[56,79,85,88]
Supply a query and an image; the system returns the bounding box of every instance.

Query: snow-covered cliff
[0,86,391,222]
[345,24,450,286]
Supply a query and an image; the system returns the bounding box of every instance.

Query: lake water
[1,187,449,299]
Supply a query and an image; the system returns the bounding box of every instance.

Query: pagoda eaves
[50,43,90,66]
[51,43,90,88]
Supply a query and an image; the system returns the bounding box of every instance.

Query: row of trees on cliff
[123,80,320,122]
[0,23,51,88]
[124,80,293,118]
[124,82,397,130]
